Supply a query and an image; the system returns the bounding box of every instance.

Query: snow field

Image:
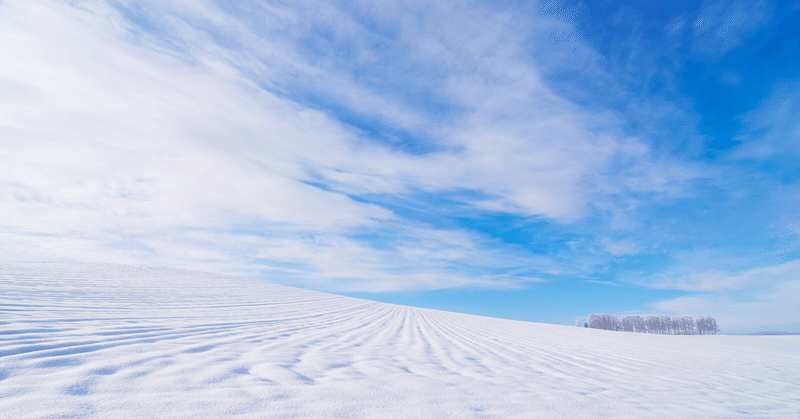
[1,263,798,418]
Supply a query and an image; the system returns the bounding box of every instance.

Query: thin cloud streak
[105,0,692,220]
[2,0,620,291]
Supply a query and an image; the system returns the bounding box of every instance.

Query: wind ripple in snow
[1,263,798,418]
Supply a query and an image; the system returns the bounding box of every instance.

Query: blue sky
[1,0,799,333]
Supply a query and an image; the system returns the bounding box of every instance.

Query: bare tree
[632,315,645,333]
[708,317,718,335]
[588,314,715,335]
[619,316,634,332]
[588,314,601,329]
[678,316,694,335]
[588,314,618,330]
[661,315,673,335]
[697,317,708,335]
[644,315,659,334]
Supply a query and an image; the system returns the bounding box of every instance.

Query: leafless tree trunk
[590,314,715,335]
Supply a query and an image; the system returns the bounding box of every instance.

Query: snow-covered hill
[1,263,798,418]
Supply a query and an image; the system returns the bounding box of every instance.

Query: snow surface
[1,263,798,418]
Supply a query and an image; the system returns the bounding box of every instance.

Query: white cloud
[105,0,691,220]
[653,278,800,332]
[642,259,800,292]
[691,0,775,57]
[601,239,640,256]
[0,0,696,291]
[731,79,800,160]
[642,259,800,332]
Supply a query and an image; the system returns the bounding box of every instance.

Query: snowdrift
[1,263,798,418]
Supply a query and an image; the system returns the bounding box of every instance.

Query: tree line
[583,314,718,335]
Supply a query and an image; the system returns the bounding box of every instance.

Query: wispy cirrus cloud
[101,0,689,219]
[689,0,775,56]
[633,256,800,293]
[2,0,662,291]
[653,272,800,333]
[731,79,800,160]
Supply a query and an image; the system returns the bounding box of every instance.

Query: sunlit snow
[1,263,798,418]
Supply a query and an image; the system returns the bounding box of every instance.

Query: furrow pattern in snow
[1,263,798,418]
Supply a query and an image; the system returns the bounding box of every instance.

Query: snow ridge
[1,263,798,418]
